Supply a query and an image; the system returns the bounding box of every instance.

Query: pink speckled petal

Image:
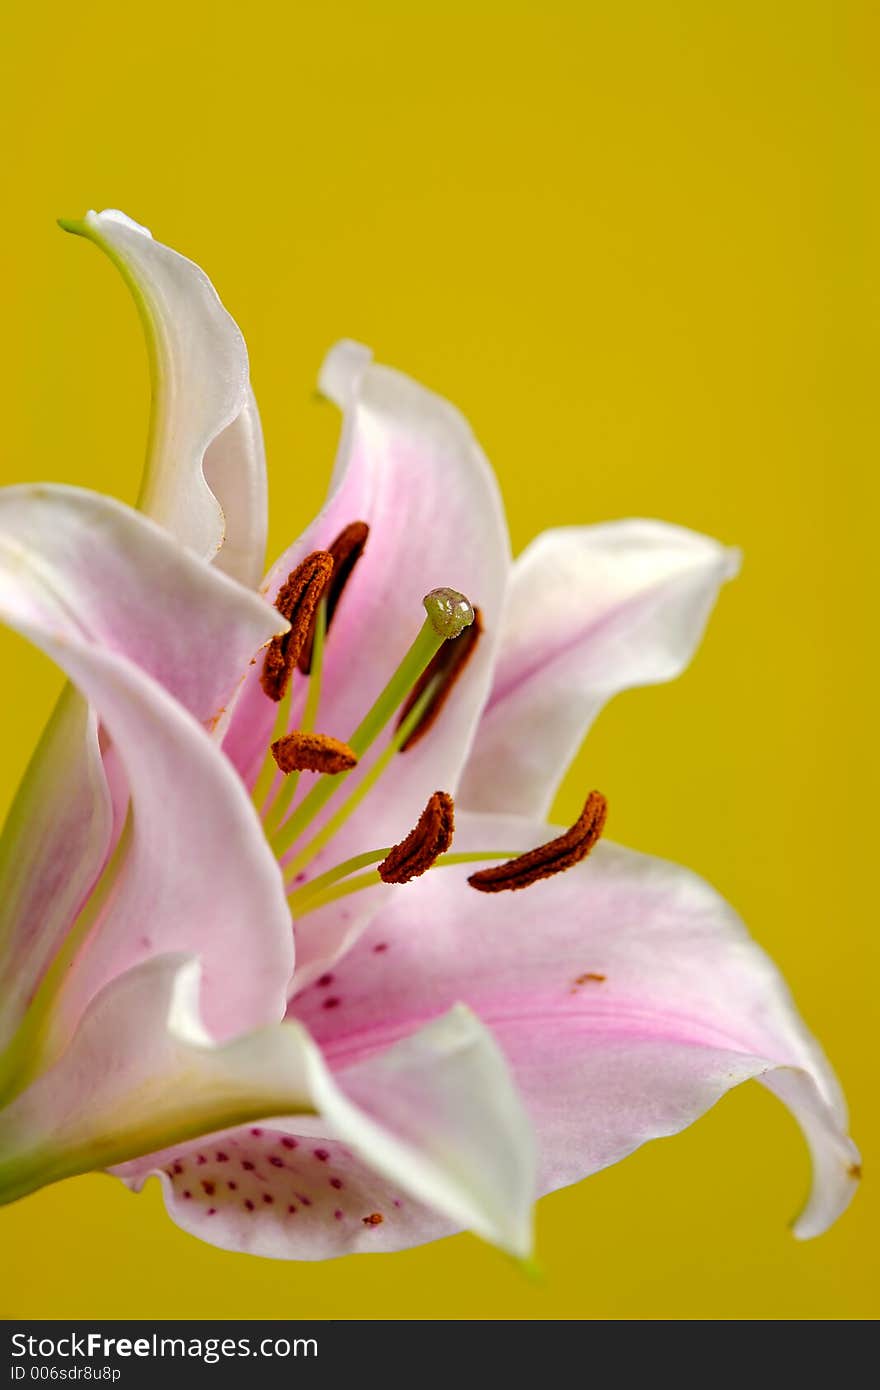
[120,1125,452,1259]
[0,486,291,1043]
[459,521,739,817]
[225,341,510,984]
[293,815,858,1239]
[109,984,533,1259]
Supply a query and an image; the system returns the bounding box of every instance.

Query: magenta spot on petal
[287,1205,297,1215]
[281,1137,298,1150]
[330,1177,343,1190]
[314,1148,330,1162]
[334,1209,344,1220]
[201,1181,215,1196]
[373,942,388,953]
[242,1160,256,1171]
[207,1208,217,1216]
[244,1199,255,1211]
[196,1154,207,1165]
[269,1156,284,1168]
[250,1127,263,1137]
[294,871,306,885]
[317,973,334,987]
[172,1162,183,1175]
[216,1151,229,1163]
[392,1198,402,1208]
[263,1193,274,1205]
[322,996,341,1010]
[228,1181,238,1191]
[297,1194,312,1206]
[182,1190,192,1200]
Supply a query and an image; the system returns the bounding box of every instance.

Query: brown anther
[271,732,358,776]
[378,791,455,884]
[261,552,334,702]
[362,1212,384,1226]
[468,791,608,893]
[397,607,483,752]
[297,521,370,673]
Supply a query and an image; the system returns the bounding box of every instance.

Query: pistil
[269,589,474,863]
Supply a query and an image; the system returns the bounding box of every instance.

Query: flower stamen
[270,590,473,862]
[260,551,334,703]
[297,522,369,674]
[287,793,455,914]
[378,791,455,884]
[467,791,608,892]
[272,732,358,776]
[397,608,483,751]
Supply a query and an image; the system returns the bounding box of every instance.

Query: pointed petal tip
[790,1147,862,1241]
[58,210,152,240]
[510,1252,544,1283]
[318,340,373,408]
[722,544,743,582]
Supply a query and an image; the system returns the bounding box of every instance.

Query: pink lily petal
[0,689,110,1053]
[61,209,267,586]
[226,341,510,981]
[458,521,739,817]
[0,955,302,1203]
[202,386,268,588]
[117,999,533,1259]
[4,211,271,1046]
[121,1127,450,1258]
[293,814,858,1239]
[0,485,291,1041]
[0,953,534,1258]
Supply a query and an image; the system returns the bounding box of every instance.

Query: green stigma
[423,588,475,640]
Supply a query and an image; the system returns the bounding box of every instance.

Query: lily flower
[0,211,859,1261]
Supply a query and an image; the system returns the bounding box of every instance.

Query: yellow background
[0,0,876,1320]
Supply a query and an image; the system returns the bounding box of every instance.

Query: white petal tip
[318,340,373,408]
[791,1158,862,1240]
[59,209,154,243]
[90,208,154,238]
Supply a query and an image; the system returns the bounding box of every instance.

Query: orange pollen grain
[468,790,608,893]
[271,732,358,776]
[261,551,334,702]
[378,791,455,884]
[362,1212,384,1226]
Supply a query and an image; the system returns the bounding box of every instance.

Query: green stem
[295,869,383,915]
[287,847,390,912]
[433,851,516,867]
[251,683,292,816]
[270,616,443,861]
[281,671,439,884]
[294,850,517,916]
